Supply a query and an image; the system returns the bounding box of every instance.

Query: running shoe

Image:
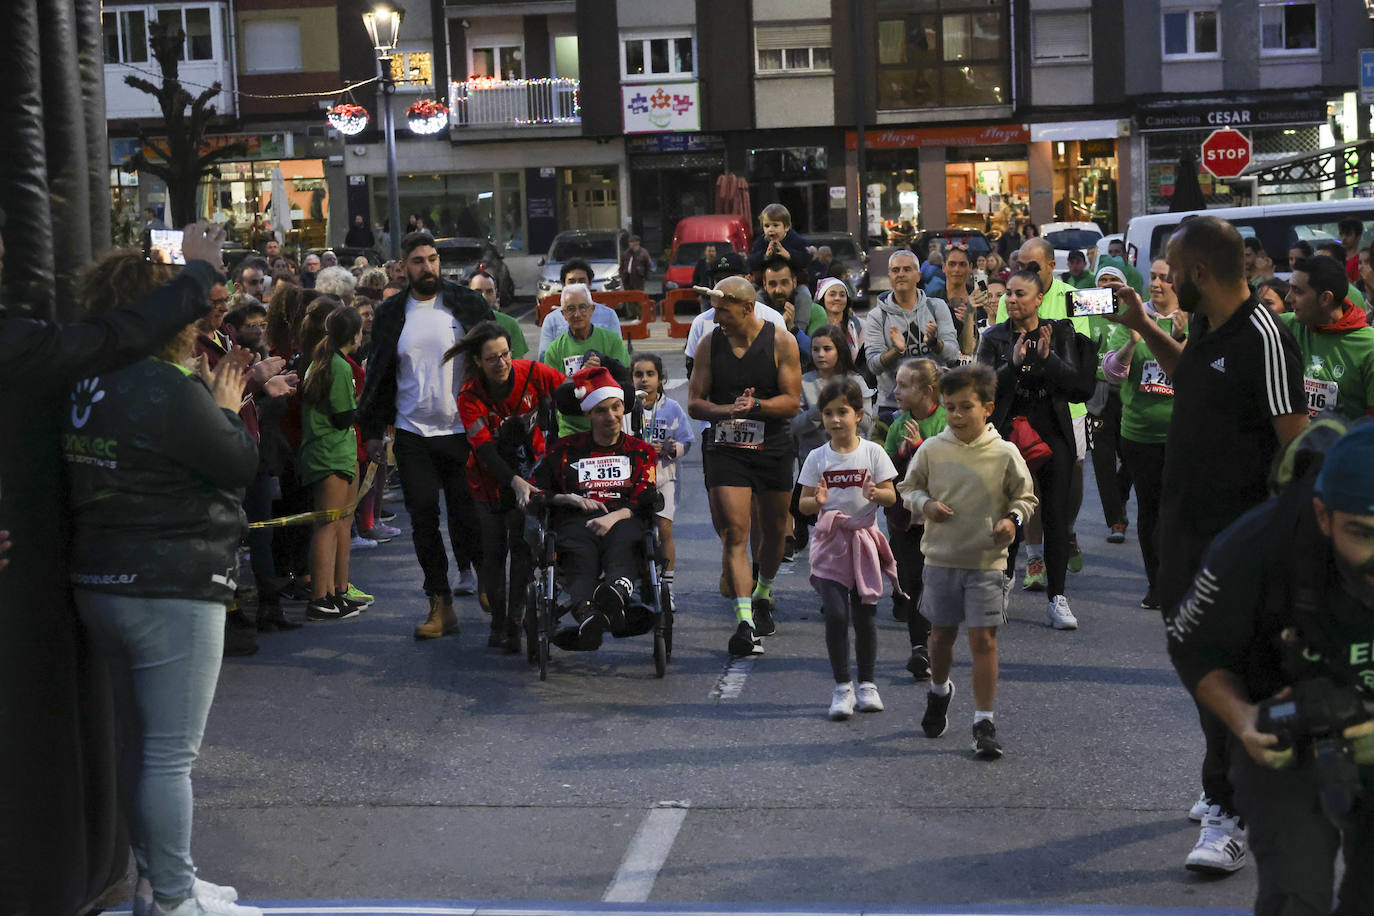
[921,683,954,738]
[363,522,401,541]
[752,597,776,637]
[453,568,479,596]
[829,682,856,720]
[1141,589,1162,610]
[278,577,312,602]
[1107,523,1126,544]
[1022,557,1047,591]
[1046,595,1079,630]
[306,595,358,621]
[336,592,368,615]
[1185,807,1246,874]
[855,682,885,713]
[1067,534,1084,573]
[781,535,796,564]
[350,534,378,550]
[134,877,240,916]
[1188,792,1213,822]
[906,644,932,681]
[594,576,634,631]
[378,509,397,522]
[727,621,764,657]
[972,719,1003,759]
[344,583,374,605]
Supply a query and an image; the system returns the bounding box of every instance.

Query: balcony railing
[448,77,580,128]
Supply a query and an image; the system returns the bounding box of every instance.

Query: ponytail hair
[302,305,362,405]
[443,320,513,384]
[1013,264,1045,294]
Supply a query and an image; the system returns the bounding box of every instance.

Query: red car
[664,215,752,291]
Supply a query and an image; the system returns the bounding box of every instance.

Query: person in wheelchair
[532,365,660,651]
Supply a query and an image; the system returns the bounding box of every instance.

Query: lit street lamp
[363,4,404,261]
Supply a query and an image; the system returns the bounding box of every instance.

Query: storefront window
[943,153,1028,235]
[875,0,1008,110]
[1051,139,1119,233]
[375,171,525,250]
[205,159,328,250]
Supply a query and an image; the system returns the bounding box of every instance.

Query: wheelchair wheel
[538,568,554,681]
[659,580,673,660]
[653,631,667,678]
[524,582,539,666]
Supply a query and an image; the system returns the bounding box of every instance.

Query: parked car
[1040,221,1104,271]
[910,229,993,265]
[664,215,752,291]
[536,229,629,298]
[433,237,515,308]
[805,230,869,300]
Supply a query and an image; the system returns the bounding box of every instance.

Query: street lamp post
[363,5,404,261]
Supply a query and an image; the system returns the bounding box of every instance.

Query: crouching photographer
[1167,421,1374,915]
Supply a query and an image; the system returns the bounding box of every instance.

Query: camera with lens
[1257,677,1372,824]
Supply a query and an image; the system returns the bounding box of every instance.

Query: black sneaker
[921,682,955,738]
[379,509,396,522]
[906,645,932,680]
[972,719,1003,759]
[594,577,633,631]
[1141,589,1161,610]
[575,612,607,650]
[336,593,368,615]
[752,597,776,637]
[306,595,359,621]
[728,621,764,657]
[279,578,313,603]
[781,535,796,564]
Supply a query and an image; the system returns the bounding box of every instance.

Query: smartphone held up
[1067,287,1117,317]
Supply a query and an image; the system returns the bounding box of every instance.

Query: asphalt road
[106,338,1256,916]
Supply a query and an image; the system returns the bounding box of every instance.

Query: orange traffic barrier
[535,294,562,325]
[593,290,654,341]
[660,288,702,339]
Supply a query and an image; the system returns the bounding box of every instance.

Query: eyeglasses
[481,351,512,365]
[563,303,593,314]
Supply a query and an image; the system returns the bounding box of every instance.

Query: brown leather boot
[414,593,459,639]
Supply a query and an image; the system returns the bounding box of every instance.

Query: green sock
[752,575,773,601]
[734,597,754,625]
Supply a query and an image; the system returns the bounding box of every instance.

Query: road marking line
[709,655,755,701]
[602,801,690,903]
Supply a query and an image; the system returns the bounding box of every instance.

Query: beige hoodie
[898,423,1038,571]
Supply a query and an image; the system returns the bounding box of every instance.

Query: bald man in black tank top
[688,276,802,657]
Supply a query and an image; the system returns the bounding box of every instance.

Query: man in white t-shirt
[359,230,496,639]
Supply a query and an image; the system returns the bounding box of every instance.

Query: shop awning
[1030,120,1126,142]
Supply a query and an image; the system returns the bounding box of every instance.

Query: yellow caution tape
[248,463,378,529]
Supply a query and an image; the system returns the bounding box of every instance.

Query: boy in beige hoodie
[897,364,1037,759]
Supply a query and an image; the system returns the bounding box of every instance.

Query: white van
[1123,199,1374,272]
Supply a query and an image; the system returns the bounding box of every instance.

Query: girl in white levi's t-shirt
[797,378,902,722]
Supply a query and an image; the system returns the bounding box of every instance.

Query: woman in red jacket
[449,321,564,654]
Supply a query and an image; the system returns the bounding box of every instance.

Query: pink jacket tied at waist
[808,511,906,603]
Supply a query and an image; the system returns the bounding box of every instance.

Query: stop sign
[1200,127,1252,179]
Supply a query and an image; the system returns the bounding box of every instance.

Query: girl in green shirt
[300,305,365,620]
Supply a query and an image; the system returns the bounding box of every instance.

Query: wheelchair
[523,495,673,680]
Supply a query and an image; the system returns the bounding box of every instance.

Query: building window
[875,0,1008,111]
[621,31,695,81]
[103,9,149,64]
[1260,2,1317,54]
[152,7,217,60]
[471,44,523,80]
[242,20,302,74]
[390,50,433,88]
[1161,9,1220,59]
[1031,11,1090,64]
[754,23,831,74]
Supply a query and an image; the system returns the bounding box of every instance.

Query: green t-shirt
[543,325,631,436]
[884,405,947,458]
[300,352,358,484]
[1279,312,1374,422]
[1347,284,1368,312]
[1062,271,1095,291]
[1110,316,1187,444]
[805,301,829,334]
[996,276,1089,417]
[493,310,529,359]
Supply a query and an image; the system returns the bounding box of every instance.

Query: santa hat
[815,277,847,302]
[572,365,623,413]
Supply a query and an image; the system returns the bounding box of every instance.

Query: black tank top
[707,321,790,454]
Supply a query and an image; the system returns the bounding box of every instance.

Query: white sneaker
[1184,806,1246,874]
[855,681,885,712]
[154,895,262,916]
[350,534,378,550]
[363,522,401,541]
[1046,595,1079,630]
[829,682,856,720]
[453,567,479,595]
[1188,791,1213,822]
[134,878,239,916]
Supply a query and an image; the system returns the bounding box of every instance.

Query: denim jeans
[73,591,225,903]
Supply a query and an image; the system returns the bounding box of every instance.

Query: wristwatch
[1004,510,1024,528]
